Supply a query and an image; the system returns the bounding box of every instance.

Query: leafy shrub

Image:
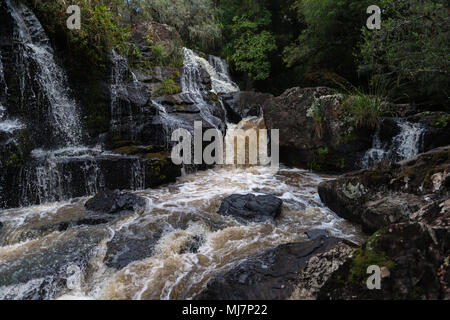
[346,94,387,129]
[358,0,449,105]
[156,78,181,96]
[152,45,166,65]
[24,0,133,68]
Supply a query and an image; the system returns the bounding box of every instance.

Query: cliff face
[0,1,235,209]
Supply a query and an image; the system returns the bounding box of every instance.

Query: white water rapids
[0,165,365,300]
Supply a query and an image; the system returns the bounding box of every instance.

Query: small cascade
[19,148,103,206]
[109,50,132,132]
[150,48,240,151]
[23,43,83,146]
[153,101,191,149]
[180,48,238,127]
[7,0,83,146]
[223,116,267,167]
[207,55,240,94]
[0,49,23,134]
[391,121,426,160]
[130,158,145,190]
[361,119,426,168]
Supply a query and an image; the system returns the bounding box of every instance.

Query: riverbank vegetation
[24,0,449,109]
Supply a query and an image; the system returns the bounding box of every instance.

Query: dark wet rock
[232,91,273,121]
[289,241,357,299]
[317,147,449,300]
[218,194,283,223]
[0,228,108,300]
[407,112,450,153]
[85,190,146,214]
[13,215,114,244]
[319,212,449,300]
[305,229,329,240]
[261,87,375,172]
[319,146,450,233]
[195,237,356,300]
[105,232,160,270]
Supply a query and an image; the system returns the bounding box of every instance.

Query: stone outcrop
[319,210,449,299]
[218,194,283,223]
[242,86,449,173]
[317,146,449,300]
[85,190,146,215]
[318,146,449,233]
[255,87,376,172]
[195,236,357,300]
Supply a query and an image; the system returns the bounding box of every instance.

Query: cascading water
[149,48,239,152]
[361,119,426,168]
[0,48,23,134]
[0,166,365,300]
[8,0,83,146]
[180,48,238,128]
[0,1,367,301]
[391,121,426,160]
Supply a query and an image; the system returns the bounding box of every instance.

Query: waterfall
[25,44,83,146]
[1,0,238,208]
[7,0,83,147]
[0,48,23,133]
[181,48,239,95]
[109,50,131,132]
[391,121,426,160]
[151,48,240,150]
[361,119,425,168]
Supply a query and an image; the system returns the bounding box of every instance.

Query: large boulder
[319,201,450,300]
[317,146,449,300]
[259,87,375,172]
[85,190,146,214]
[0,227,109,300]
[218,194,283,223]
[318,146,450,233]
[195,236,357,300]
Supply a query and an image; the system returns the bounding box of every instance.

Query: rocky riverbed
[0,166,365,300]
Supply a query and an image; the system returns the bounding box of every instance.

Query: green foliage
[150,45,183,68]
[345,94,387,129]
[431,114,450,128]
[340,76,393,129]
[284,0,373,80]
[152,45,166,65]
[221,3,277,81]
[24,0,133,68]
[6,152,22,168]
[156,78,181,96]
[319,146,329,157]
[348,231,396,285]
[358,0,450,104]
[140,0,221,52]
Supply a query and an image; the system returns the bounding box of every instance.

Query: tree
[140,0,221,51]
[226,12,276,82]
[218,0,277,84]
[358,0,449,105]
[283,0,373,82]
